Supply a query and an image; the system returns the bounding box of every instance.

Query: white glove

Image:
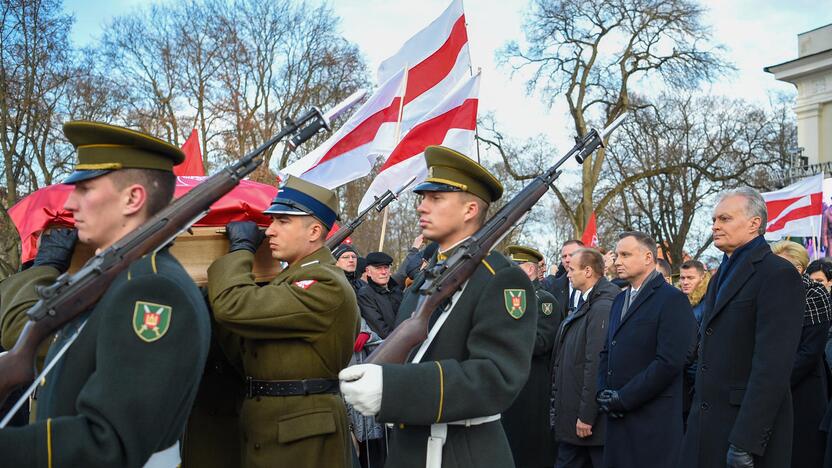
[339,364,383,416]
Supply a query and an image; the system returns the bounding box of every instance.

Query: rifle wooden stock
[0,108,329,408]
[367,113,628,365]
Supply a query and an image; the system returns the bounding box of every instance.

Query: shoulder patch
[293,279,318,289]
[542,302,553,316]
[133,301,172,342]
[504,289,527,319]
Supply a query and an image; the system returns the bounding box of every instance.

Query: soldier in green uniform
[502,245,561,468]
[206,175,359,467]
[340,145,538,468]
[0,121,211,467]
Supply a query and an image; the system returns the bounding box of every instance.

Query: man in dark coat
[544,240,585,319]
[339,145,537,468]
[357,251,404,339]
[502,245,562,468]
[679,188,804,468]
[334,243,366,293]
[596,231,695,468]
[552,248,620,467]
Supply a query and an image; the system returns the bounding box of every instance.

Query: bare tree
[601,93,794,270]
[499,0,731,236]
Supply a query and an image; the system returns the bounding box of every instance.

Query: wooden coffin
[67,226,280,286]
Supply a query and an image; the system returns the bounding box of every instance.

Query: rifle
[367,113,628,365]
[325,175,417,250]
[0,95,363,425]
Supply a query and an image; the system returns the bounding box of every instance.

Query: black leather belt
[246,377,340,398]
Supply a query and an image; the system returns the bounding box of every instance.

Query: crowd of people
[0,121,829,468]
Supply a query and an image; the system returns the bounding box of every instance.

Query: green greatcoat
[501,282,561,467]
[381,250,538,468]
[207,246,359,468]
[0,248,211,467]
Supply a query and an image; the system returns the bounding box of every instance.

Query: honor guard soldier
[340,146,538,468]
[502,245,561,468]
[207,176,359,467]
[0,121,211,467]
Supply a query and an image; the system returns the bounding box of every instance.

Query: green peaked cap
[413,145,503,203]
[62,121,184,183]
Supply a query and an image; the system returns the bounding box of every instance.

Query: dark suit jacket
[598,271,695,468]
[551,277,620,446]
[679,239,804,468]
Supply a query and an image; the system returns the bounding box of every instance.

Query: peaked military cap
[365,251,394,266]
[264,175,340,229]
[413,145,503,202]
[505,245,544,264]
[63,121,185,184]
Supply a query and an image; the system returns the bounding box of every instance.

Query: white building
[766,24,832,167]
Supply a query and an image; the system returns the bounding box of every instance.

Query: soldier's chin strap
[0,319,88,428]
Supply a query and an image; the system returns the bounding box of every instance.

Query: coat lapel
[613,273,662,337]
[704,243,766,326]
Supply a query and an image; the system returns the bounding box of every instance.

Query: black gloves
[226,221,265,254]
[33,228,78,273]
[596,389,625,419]
[726,444,754,468]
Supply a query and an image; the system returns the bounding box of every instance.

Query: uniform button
[254,443,261,450]
[701,402,710,410]
[705,328,713,336]
[608,370,613,376]
[611,340,617,346]
[701,365,708,372]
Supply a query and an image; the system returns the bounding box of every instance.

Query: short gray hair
[717,187,768,236]
[618,231,658,263]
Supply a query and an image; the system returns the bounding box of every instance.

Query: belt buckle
[246,376,253,399]
[301,379,310,395]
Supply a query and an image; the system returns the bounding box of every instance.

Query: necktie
[577,294,586,310]
[621,288,637,320]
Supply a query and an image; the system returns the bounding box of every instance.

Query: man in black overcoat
[679,188,805,468]
[551,248,620,467]
[545,240,584,319]
[596,231,695,468]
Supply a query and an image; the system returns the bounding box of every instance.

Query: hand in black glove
[596,389,626,419]
[726,444,754,468]
[33,228,78,273]
[225,221,265,254]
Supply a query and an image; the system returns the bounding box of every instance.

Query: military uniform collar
[436,236,471,261]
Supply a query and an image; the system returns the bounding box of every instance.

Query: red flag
[175,129,205,176]
[581,212,599,248]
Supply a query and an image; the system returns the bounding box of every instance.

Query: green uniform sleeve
[0,266,61,365]
[533,291,560,357]
[0,273,209,468]
[378,266,537,425]
[207,250,347,340]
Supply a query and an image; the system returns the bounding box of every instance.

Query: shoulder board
[480,250,512,276]
[127,251,160,281]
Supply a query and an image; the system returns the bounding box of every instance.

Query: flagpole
[379,66,409,252]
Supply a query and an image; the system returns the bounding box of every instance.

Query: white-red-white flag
[282,0,471,190]
[358,72,480,211]
[280,68,406,188]
[763,173,823,240]
[376,0,471,150]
